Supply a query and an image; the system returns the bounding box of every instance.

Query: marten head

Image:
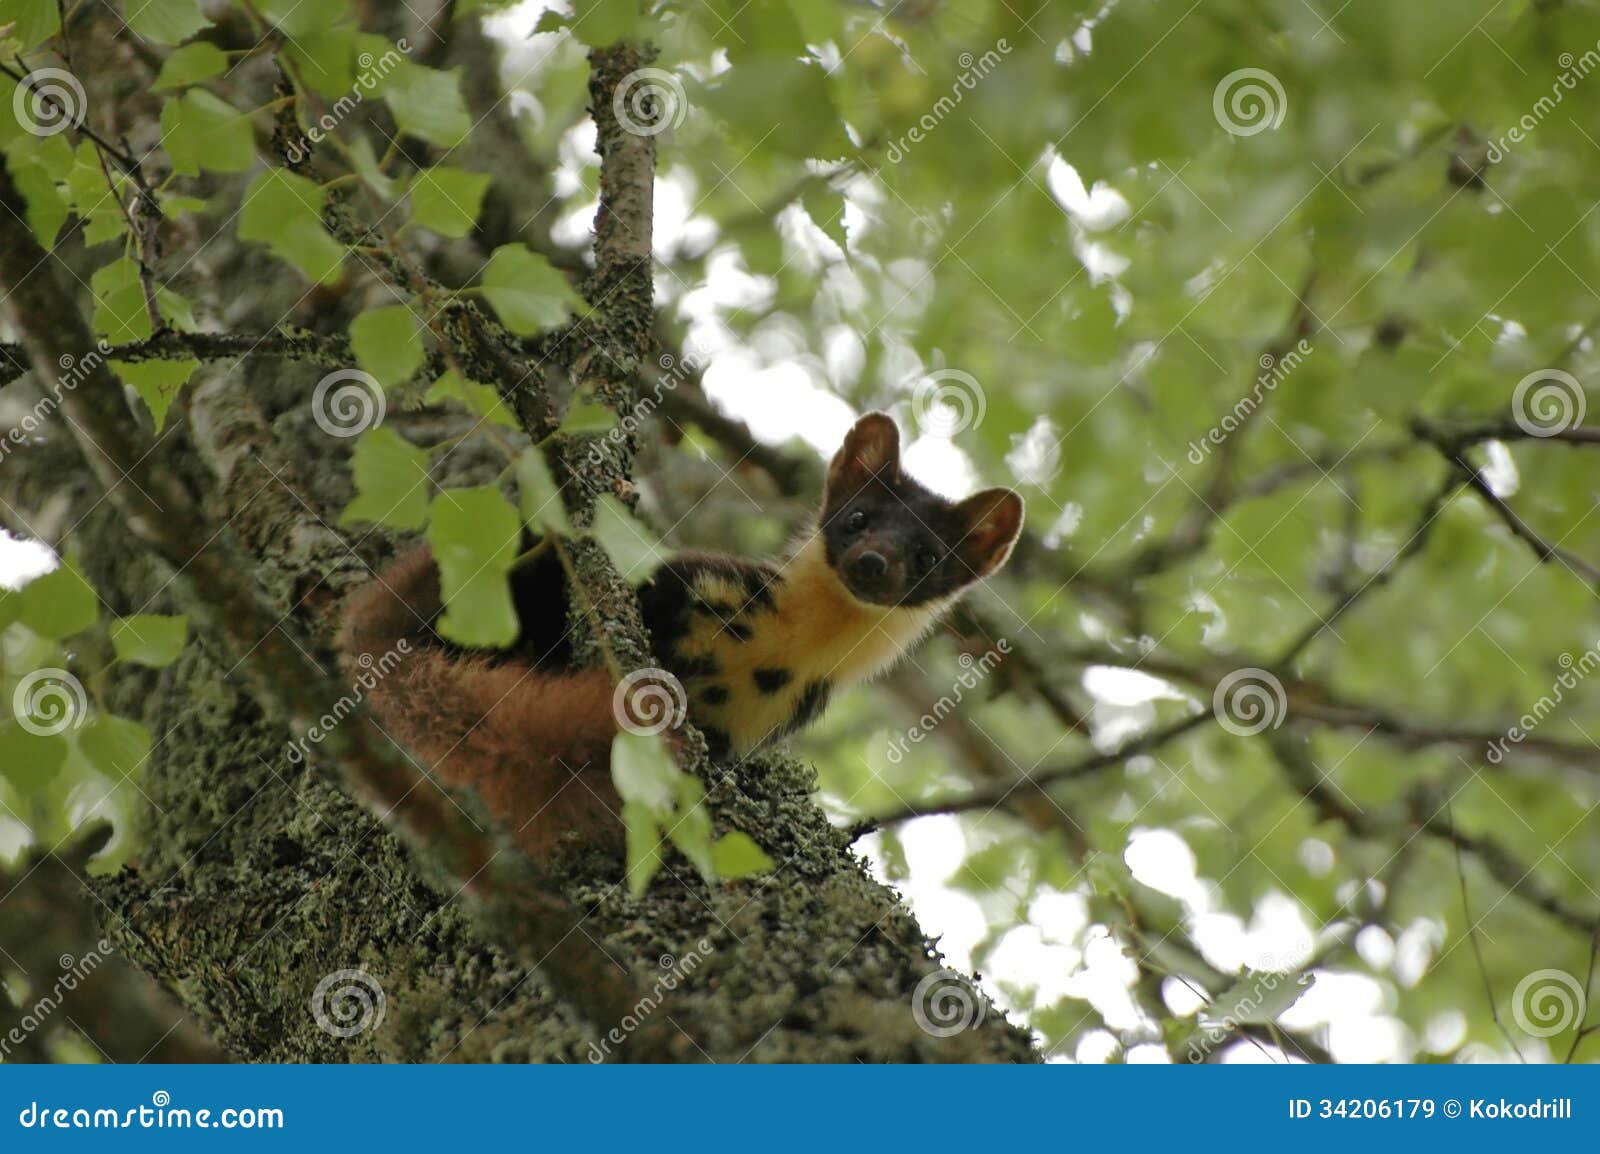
[819,412,1024,608]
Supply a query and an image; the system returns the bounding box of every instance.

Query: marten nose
[850,550,888,582]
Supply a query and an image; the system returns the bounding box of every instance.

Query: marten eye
[845,509,868,531]
[916,548,939,574]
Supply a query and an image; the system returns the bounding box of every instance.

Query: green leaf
[90,257,153,341]
[667,773,715,881]
[589,495,665,584]
[4,154,68,248]
[109,614,188,668]
[515,447,570,535]
[621,799,665,898]
[426,369,518,429]
[610,730,679,815]
[426,485,521,648]
[479,244,585,335]
[16,559,98,639]
[1203,970,1316,1028]
[110,358,198,428]
[381,62,470,148]
[7,0,61,49]
[124,0,211,46]
[341,426,432,529]
[238,169,344,284]
[569,0,649,46]
[152,42,228,91]
[559,398,619,436]
[408,166,491,238]
[161,90,253,176]
[282,27,358,99]
[712,831,775,879]
[76,715,153,780]
[349,304,425,389]
[0,726,69,794]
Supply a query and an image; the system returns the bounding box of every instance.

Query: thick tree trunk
[0,9,1037,1064]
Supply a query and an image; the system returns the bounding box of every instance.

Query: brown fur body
[336,413,1024,860]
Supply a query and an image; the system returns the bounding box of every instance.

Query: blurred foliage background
[3,0,1600,1062]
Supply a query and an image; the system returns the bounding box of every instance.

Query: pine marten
[337,412,1023,858]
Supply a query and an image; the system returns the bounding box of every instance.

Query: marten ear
[953,488,1024,579]
[826,412,901,501]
